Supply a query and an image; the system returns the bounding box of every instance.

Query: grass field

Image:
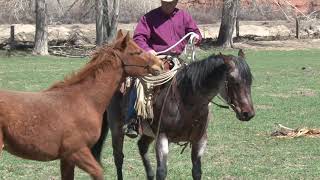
[0,49,320,180]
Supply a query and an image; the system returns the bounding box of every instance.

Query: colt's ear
[116,29,124,40]
[124,32,130,43]
[238,49,245,58]
[114,32,130,50]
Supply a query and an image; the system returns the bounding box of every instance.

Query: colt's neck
[77,64,124,115]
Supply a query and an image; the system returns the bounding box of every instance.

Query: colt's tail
[91,111,109,164]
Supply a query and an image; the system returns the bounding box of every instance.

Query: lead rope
[156,32,198,62]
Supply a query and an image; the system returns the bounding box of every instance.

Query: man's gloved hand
[192,33,201,45]
[147,49,157,55]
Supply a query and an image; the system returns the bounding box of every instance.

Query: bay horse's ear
[238,49,245,58]
[116,29,124,40]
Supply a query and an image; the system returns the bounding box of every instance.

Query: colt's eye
[129,51,143,56]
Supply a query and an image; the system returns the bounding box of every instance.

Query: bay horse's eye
[228,76,240,85]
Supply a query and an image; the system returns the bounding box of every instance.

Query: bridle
[114,49,151,69]
[210,76,236,110]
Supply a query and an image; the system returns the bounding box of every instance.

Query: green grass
[0,49,320,179]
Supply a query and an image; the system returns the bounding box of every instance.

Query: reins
[209,79,236,109]
[154,77,175,144]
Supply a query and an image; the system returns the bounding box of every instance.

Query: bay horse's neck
[176,55,228,105]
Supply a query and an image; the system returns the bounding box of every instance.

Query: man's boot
[124,119,138,138]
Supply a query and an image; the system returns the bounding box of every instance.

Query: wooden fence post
[6,25,15,56]
[295,17,300,39]
[236,17,240,38]
[10,25,15,46]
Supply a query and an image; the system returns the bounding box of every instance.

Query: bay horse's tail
[91,111,109,163]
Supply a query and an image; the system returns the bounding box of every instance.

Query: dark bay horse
[0,30,163,180]
[91,50,255,180]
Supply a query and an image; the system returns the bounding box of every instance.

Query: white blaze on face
[230,68,239,79]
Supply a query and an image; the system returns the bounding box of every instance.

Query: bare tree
[104,0,120,42]
[96,0,104,45]
[217,0,239,48]
[0,0,34,23]
[96,0,120,45]
[33,0,48,55]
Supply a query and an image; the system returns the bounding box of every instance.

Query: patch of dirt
[269,93,291,98]
[0,20,320,50]
[293,88,317,97]
[255,104,273,110]
[268,88,317,99]
[271,124,320,138]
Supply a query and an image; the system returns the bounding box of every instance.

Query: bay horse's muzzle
[238,110,255,121]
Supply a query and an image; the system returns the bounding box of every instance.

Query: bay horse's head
[113,30,164,76]
[219,50,255,121]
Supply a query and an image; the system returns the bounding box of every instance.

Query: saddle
[122,56,183,137]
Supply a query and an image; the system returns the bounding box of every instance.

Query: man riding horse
[124,0,202,138]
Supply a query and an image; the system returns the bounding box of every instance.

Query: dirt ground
[0,20,319,50]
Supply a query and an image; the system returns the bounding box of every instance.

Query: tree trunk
[96,0,104,46]
[217,0,239,48]
[33,0,48,55]
[96,0,120,45]
[104,0,120,42]
[109,0,120,41]
[236,17,239,38]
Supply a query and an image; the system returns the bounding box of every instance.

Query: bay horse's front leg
[108,91,125,180]
[155,133,169,180]
[191,132,208,180]
[110,123,125,180]
[138,135,155,180]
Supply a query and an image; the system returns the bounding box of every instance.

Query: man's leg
[124,85,139,138]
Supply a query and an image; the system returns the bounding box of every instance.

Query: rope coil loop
[134,32,198,120]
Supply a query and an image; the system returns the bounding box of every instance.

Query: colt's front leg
[191,132,207,180]
[155,133,169,180]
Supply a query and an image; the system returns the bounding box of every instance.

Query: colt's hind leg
[191,132,207,180]
[60,159,75,180]
[138,135,155,180]
[69,147,103,180]
[155,133,169,180]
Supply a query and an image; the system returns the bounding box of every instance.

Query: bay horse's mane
[47,44,120,90]
[176,54,253,99]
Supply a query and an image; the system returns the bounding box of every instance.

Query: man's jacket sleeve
[133,16,153,51]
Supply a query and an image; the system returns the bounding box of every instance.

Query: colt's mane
[47,44,120,90]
